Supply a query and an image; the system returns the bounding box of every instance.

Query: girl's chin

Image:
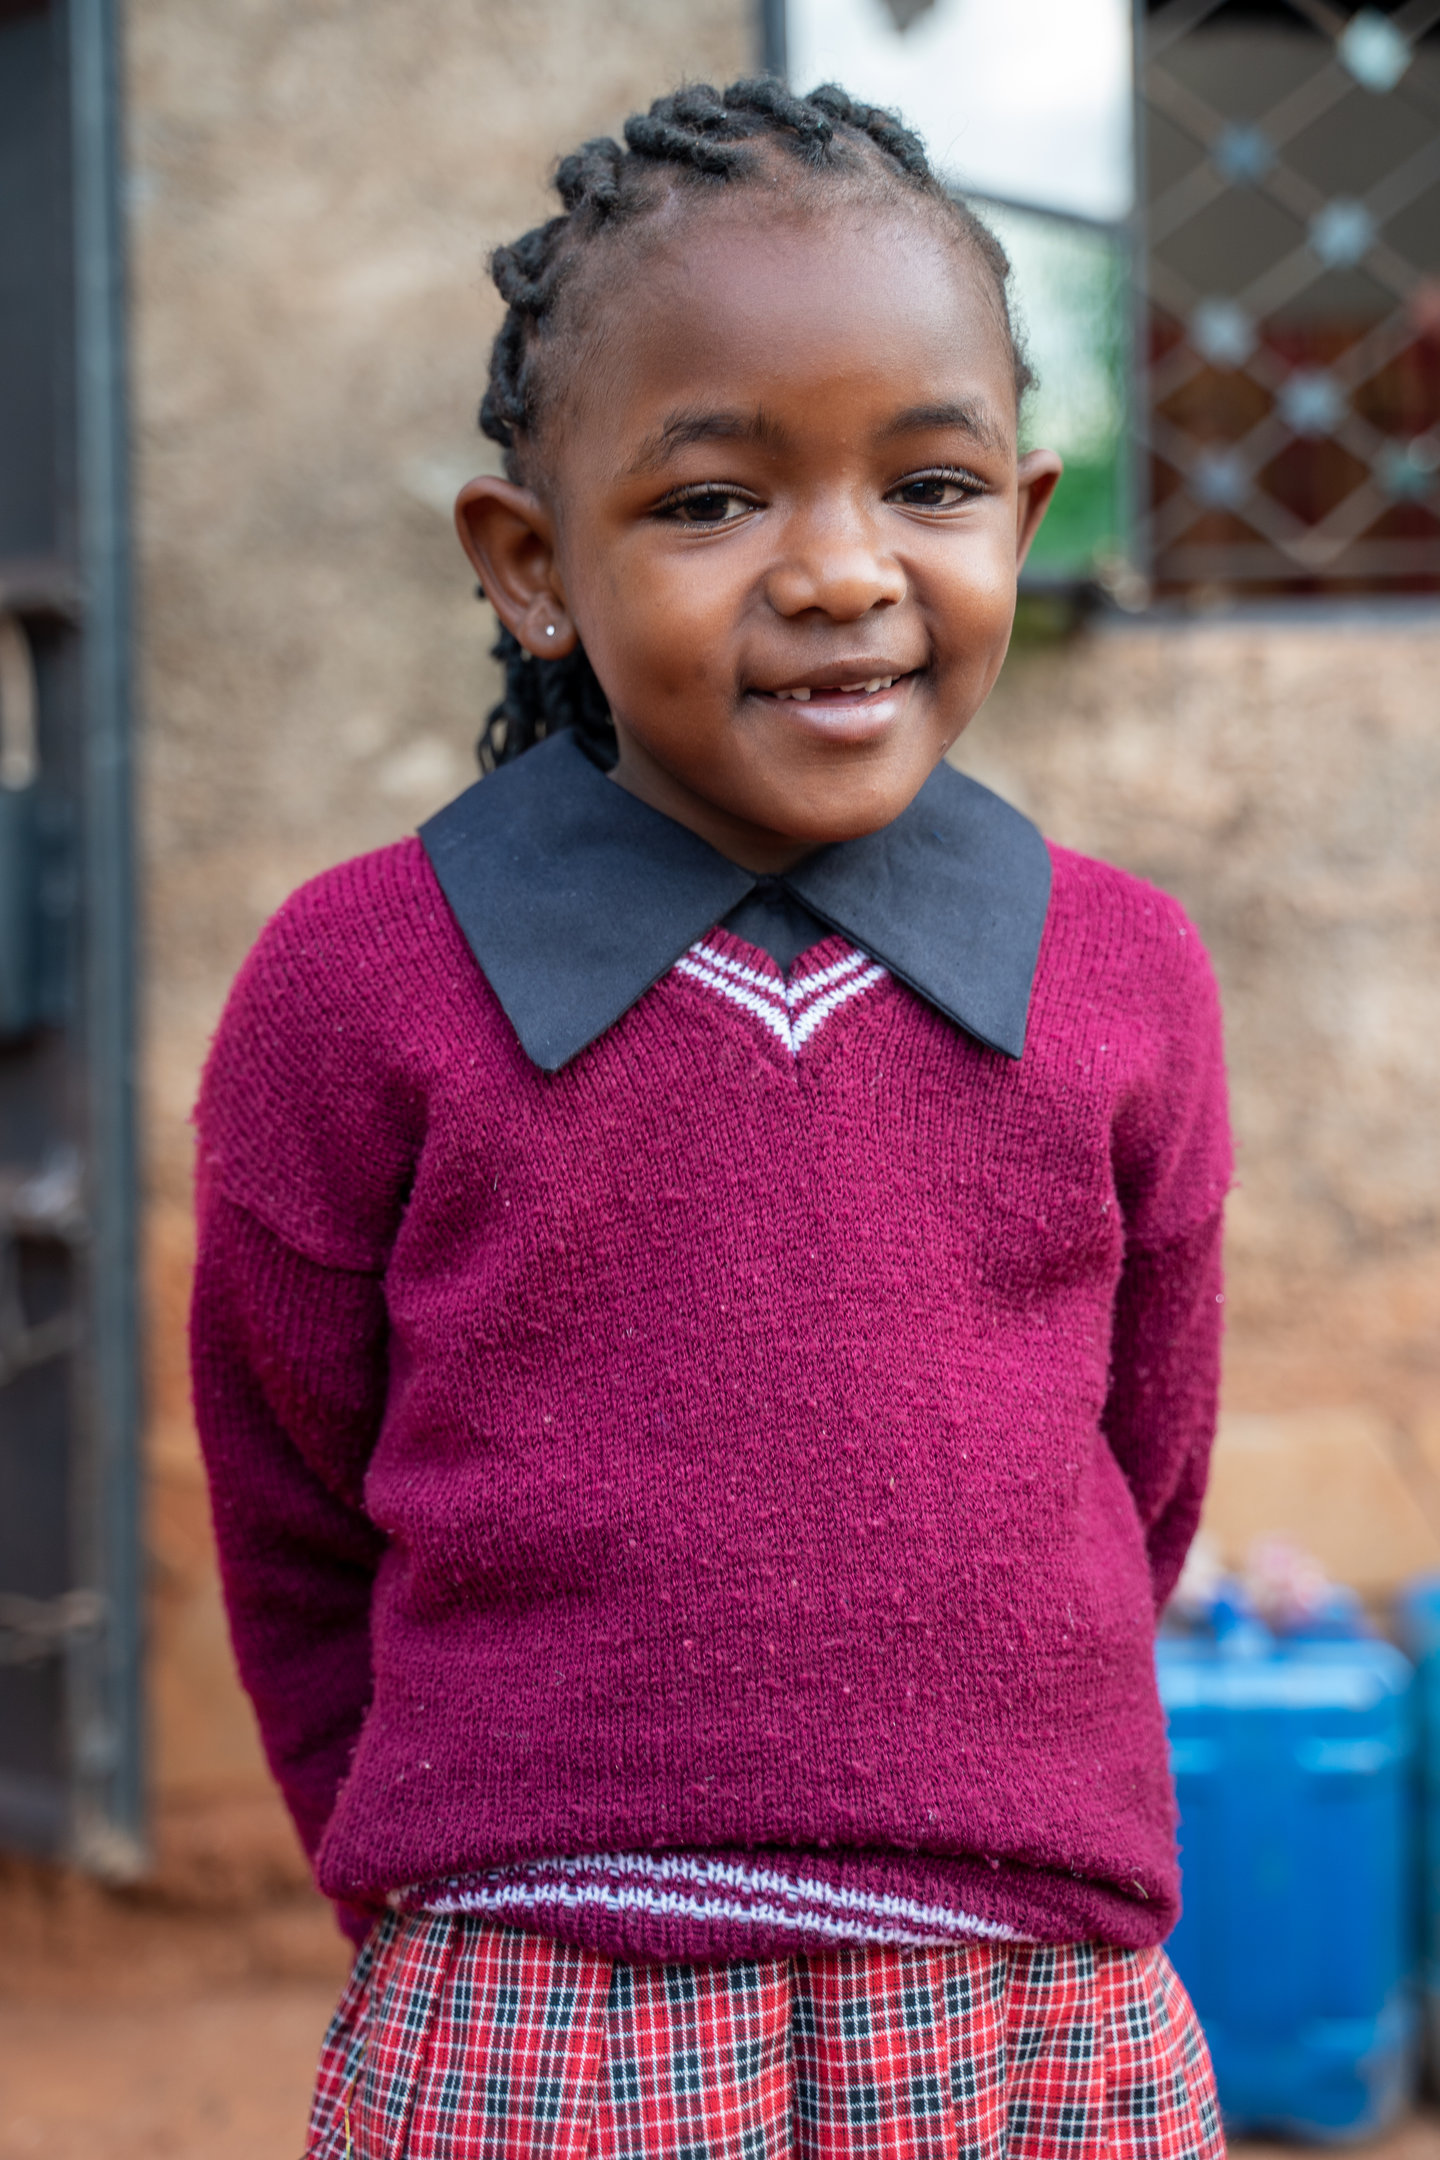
[739,762,946,851]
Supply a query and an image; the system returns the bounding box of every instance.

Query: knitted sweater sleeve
[1100,1209,1225,1610]
[1098,884,1232,1611]
[188,853,427,1926]
[190,1189,388,1876]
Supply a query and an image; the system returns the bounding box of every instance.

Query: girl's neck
[608,734,815,876]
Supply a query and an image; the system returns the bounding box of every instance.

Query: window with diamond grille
[1139,0,1440,596]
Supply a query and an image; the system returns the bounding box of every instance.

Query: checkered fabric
[307,1915,1224,2158]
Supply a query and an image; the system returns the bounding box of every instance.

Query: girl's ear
[454,476,578,657]
[1014,449,1065,571]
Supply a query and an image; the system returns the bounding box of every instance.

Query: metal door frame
[0,0,142,1878]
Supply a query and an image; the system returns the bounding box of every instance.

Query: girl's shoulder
[195,838,486,1269]
[1041,838,1219,1005]
[1037,843,1229,1234]
[222,835,489,1043]
[250,834,453,968]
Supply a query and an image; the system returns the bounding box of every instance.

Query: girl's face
[459,199,1061,872]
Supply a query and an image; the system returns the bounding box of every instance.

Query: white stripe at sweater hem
[400,1848,1024,1948]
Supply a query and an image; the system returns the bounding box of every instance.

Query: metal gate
[0,0,141,1875]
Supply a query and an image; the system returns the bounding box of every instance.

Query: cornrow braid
[475,76,1032,773]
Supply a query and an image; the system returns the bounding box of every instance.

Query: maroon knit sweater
[192,834,1229,1962]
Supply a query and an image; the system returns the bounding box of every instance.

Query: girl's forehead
[556,200,1017,463]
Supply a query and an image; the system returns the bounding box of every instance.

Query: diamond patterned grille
[1138,0,1440,594]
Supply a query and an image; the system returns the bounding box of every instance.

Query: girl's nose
[765,513,907,622]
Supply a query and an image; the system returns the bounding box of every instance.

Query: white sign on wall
[786,0,1134,226]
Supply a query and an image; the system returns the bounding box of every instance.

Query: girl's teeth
[773,677,896,700]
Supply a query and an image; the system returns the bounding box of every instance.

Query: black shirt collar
[420,731,1051,1072]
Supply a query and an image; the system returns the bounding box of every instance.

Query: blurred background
[0,0,1437,2152]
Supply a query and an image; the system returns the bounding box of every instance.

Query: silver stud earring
[544,623,556,639]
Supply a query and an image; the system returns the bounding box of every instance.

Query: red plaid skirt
[306,1915,1223,2158]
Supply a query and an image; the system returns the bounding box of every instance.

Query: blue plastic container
[1158,1634,1417,2141]
[1395,1579,1440,2074]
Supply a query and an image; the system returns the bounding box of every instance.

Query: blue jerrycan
[1158,1632,1417,2141]
[1395,1579,1440,2081]
[0,614,41,1041]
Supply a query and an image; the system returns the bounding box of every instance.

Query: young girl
[192,78,1230,2159]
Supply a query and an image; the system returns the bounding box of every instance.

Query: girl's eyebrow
[880,400,1010,455]
[624,396,1009,478]
[626,407,785,475]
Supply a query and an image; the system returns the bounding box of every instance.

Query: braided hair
[475,77,1032,772]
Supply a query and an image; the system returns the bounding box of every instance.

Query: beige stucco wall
[127,0,1440,1899]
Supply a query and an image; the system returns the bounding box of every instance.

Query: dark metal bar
[65,0,143,1878]
[0,556,83,621]
[760,0,787,79]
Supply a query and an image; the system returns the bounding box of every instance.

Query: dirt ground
[0,1860,347,2160]
[0,1863,1434,2160]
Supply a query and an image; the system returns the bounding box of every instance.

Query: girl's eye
[656,487,757,527]
[888,471,985,510]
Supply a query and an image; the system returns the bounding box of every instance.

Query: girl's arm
[1100,887,1232,1610]
[190,1184,388,1901]
[1100,1207,1225,1610]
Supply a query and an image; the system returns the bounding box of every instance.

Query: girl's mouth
[751,667,916,707]
[748,669,918,739]
[765,675,898,703]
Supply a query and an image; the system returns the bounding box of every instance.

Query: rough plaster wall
[126,0,1440,1904]
[129,0,756,1902]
